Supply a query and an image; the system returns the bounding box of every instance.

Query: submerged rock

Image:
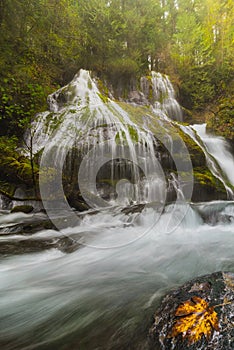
[149,271,234,350]
[0,236,80,255]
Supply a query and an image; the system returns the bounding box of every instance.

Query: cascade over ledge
[1,69,233,212]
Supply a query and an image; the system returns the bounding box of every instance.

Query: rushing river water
[0,201,234,349]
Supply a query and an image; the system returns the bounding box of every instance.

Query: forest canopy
[0,0,233,137]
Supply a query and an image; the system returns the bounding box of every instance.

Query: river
[0,201,233,349]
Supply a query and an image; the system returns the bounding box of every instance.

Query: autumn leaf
[169,296,219,345]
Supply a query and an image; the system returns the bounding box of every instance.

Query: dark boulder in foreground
[149,271,234,350]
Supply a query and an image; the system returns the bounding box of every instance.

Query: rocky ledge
[149,271,234,350]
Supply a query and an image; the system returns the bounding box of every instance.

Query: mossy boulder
[192,168,227,201]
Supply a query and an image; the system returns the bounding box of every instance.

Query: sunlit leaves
[169,296,219,345]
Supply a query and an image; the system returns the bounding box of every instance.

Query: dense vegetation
[0,0,233,137]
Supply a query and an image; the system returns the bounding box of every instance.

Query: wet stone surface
[148,271,234,350]
[0,236,80,255]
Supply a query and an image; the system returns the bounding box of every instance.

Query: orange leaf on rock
[169,296,219,345]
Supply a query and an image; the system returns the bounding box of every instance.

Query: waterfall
[141,71,183,121]
[23,68,234,209]
[32,70,183,154]
[36,70,171,209]
[180,124,234,199]
[192,124,234,186]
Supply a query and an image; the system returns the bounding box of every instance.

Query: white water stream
[0,202,233,349]
[150,71,183,121]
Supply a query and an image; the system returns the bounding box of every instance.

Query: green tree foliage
[0,136,38,189]
[0,0,233,137]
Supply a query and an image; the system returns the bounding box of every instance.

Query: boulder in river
[148,271,234,350]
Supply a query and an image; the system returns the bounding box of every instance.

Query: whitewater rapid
[0,202,233,349]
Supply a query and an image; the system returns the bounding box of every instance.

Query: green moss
[177,128,206,164]
[116,101,152,124]
[98,92,109,103]
[88,78,92,90]
[115,125,139,144]
[42,112,63,133]
[96,79,109,100]
[0,181,16,197]
[49,114,63,131]
[193,167,226,192]
[115,130,125,144]
[85,92,90,104]
[128,125,139,142]
[69,109,77,114]
[144,75,153,102]
[11,205,34,213]
[80,106,91,123]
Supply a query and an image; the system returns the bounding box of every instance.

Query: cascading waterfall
[192,124,234,186]
[2,69,233,209]
[31,70,187,208]
[180,124,234,199]
[22,69,234,208]
[150,72,183,122]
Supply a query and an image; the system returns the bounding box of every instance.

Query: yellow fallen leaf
[169,296,219,345]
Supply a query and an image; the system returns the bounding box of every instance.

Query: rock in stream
[149,271,234,350]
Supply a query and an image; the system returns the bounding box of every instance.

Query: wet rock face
[128,90,148,105]
[0,236,80,255]
[148,271,234,350]
[11,205,34,213]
